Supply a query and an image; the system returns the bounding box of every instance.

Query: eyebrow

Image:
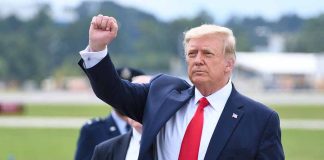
[201,48,214,53]
[188,47,214,51]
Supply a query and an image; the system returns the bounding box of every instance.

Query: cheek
[208,61,225,75]
[187,62,194,72]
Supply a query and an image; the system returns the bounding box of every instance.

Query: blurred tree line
[0,1,323,88]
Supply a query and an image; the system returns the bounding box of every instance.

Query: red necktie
[179,97,209,160]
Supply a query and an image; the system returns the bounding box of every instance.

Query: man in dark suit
[91,127,133,160]
[91,75,151,160]
[79,15,284,160]
[75,109,128,160]
[91,117,142,160]
[75,67,144,160]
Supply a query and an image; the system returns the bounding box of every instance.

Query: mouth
[193,70,206,74]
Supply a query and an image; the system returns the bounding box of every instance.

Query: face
[186,35,233,92]
[127,118,143,133]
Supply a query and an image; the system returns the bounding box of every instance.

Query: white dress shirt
[125,128,141,160]
[80,48,232,160]
[79,46,107,68]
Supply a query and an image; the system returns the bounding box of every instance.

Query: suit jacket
[79,55,284,160]
[75,115,122,160]
[92,131,132,160]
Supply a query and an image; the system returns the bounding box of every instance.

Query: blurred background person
[75,67,145,160]
[91,75,151,160]
[91,117,142,160]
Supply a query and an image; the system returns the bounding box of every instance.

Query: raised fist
[89,15,118,52]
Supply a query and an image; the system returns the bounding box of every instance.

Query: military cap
[116,67,145,81]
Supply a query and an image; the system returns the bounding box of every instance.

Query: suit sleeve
[257,111,285,160]
[78,54,149,123]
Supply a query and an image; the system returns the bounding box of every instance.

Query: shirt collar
[194,79,232,110]
[132,128,142,143]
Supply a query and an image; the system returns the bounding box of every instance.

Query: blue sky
[1,0,324,23]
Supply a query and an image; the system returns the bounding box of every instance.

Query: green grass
[11,103,324,119]
[21,103,111,117]
[282,129,324,160]
[272,105,324,119]
[1,103,323,160]
[0,127,323,160]
[0,127,79,160]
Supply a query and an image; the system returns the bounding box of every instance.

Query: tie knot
[198,97,209,109]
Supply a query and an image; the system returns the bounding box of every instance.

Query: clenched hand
[89,15,118,52]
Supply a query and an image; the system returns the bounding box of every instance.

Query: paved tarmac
[1,91,324,130]
[1,116,324,130]
[1,90,324,105]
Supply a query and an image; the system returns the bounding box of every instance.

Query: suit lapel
[140,87,194,157]
[152,87,194,133]
[204,86,245,160]
[115,131,132,160]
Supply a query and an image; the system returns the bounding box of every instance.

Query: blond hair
[183,24,236,60]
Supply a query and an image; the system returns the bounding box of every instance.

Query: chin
[192,78,206,85]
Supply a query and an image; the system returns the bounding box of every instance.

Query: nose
[193,52,204,65]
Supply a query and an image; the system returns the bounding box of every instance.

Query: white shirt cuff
[79,46,108,68]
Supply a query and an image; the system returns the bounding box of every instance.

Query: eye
[187,51,197,58]
[204,51,214,57]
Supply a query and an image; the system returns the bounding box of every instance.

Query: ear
[225,57,235,72]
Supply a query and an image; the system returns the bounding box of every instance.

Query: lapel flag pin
[110,126,116,132]
[232,113,238,119]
